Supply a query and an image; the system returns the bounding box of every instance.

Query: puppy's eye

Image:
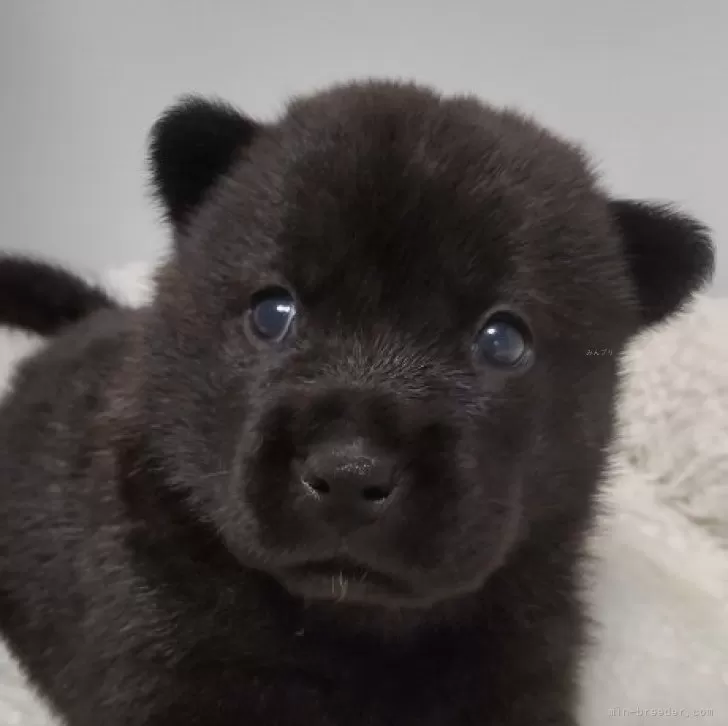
[474,314,531,369]
[246,289,297,344]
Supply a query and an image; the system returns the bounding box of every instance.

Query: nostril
[361,485,392,503]
[296,447,398,513]
[302,475,330,496]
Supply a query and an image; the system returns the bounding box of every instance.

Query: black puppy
[0,81,714,726]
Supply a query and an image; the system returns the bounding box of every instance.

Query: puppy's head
[139,82,713,610]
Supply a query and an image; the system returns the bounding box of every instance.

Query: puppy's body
[0,82,713,726]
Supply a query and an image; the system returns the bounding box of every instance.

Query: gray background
[1,0,726,291]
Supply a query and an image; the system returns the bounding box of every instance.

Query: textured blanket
[1,264,726,725]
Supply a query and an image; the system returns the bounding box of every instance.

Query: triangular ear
[149,96,261,228]
[609,200,714,327]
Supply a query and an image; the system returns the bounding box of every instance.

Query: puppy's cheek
[226,400,306,554]
[393,443,524,593]
[447,423,530,563]
[206,482,267,564]
[452,470,525,582]
[405,497,523,600]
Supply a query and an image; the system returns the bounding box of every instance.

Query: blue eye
[474,315,530,368]
[247,289,297,343]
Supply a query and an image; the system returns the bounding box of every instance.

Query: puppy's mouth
[276,558,416,607]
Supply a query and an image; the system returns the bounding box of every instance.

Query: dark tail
[0,256,118,336]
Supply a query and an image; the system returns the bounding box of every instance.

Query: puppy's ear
[609,200,714,326]
[149,96,261,228]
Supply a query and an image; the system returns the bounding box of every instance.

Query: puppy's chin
[262,562,501,641]
[263,549,510,612]
[273,563,450,610]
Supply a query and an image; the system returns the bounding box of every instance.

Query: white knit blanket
[1,264,726,725]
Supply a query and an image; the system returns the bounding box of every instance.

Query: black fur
[149,96,261,227]
[0,256,117,335]
[609,199,714,325]
[0,80,714,726]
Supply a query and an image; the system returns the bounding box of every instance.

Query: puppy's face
[140,83,713,610]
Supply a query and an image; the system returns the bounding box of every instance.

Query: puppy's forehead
[202,85,632,335]
[269,85,612,321]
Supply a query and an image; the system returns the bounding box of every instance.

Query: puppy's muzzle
[294,438,399,534]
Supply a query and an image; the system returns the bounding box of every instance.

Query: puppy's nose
[297,441,397,529]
